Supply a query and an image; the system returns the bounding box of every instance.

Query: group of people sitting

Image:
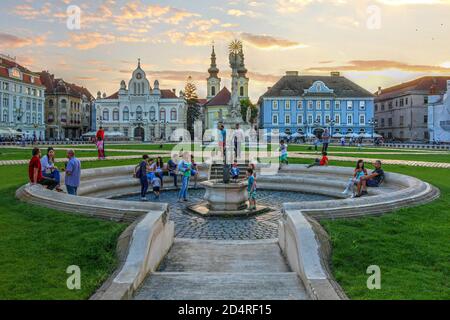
[28,147,82,195]
[134,153,199,202]
[342,160,384,198]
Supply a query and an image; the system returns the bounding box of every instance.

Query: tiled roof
[198,98,208,106]
[0,55,44,86]
[375,76,450,101]
[161,89,178,99]
[205,87,231,106]
[39,71,94,100]
[105,91,119,99]
[261,75,374,99]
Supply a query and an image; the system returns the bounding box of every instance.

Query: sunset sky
[1,0,450,101]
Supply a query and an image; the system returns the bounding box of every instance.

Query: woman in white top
[41,147,63,192]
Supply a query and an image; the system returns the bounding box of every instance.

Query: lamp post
[368,118,378,140]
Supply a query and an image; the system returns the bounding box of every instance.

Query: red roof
[105,91,119,99]
[198,98,208,106]
[39,71,94,100]
[161,89,178,99]
[205,87,231,107]
[376,76,450,101]
[0,55,44,86]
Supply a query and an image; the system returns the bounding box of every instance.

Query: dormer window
[10,68,21,79]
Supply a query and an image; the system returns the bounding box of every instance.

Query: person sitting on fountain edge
[230,160,240,181]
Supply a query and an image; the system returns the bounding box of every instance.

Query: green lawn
[0,160,137,300]
[288,158,450,300]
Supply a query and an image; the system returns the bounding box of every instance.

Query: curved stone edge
[277,165,441,300]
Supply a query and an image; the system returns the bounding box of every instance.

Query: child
[342,160,367,197]
[247,168,257,210]
[279,140,289,169]
[307,152,328,168]
[152,176,161,200]
[230,160,240,181]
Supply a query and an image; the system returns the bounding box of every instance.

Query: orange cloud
[241,33,307,49]
[0,32,47,49]
[307,60,450,73]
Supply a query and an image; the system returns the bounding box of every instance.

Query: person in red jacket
[28,147,58,190]
[96,126,106,158]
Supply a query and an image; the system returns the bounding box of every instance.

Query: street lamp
[368,118,378,140]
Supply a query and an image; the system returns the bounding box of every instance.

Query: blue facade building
[259,72,375,138]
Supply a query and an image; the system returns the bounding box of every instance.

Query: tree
[184,76,202,138]
[240,98,258,124]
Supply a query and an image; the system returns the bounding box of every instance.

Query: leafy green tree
[240,98,258,124]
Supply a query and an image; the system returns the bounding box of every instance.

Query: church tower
[237,49,249,99]
[207,45,221,100]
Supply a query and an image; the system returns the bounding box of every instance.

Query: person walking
[322,129,330,153]
[96,126,106,158]
[65,149,81,196]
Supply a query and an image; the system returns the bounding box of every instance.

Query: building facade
[204,45,249,129]
[0,54,45,139]
[40,71,94,140]
[428,80,450,143]
[94,60,186,142]
[259,72,375,137]
[374,76,450,142]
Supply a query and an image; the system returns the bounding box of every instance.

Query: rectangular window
[388,118,393,126]
[272,114,279,125]
[347,101,353,111]
[400,99,404,107]
[325,101,331,110]
[424,96,428,105]
[400,116,404,126]
[347,114,353,125]
[381,118,385,127]
[359,114,365,125]
[316,114,322,125]
[297,101,303,110]
[123,128,129,136]
[325,114,331,124]
[308,101,313,110]
[316,101,321,110]
[285,114,291,125]
[297,114,303,125]
[359,101,366,110]
[307,114,313,124]
[272,101,278,110]
[335,114,340,125]
[335,101,341,111]
[424,115,428,124]
[285,100,291,110]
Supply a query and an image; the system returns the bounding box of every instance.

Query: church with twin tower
[203,43,250,129]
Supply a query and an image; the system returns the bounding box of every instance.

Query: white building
[428,80,450,143]
[94,60,186,141]
[0,54,45,139]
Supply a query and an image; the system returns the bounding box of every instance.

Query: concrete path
[133,239,309,300]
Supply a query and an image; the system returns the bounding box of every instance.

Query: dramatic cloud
[0,32,47,49]
[307,60,450,73]
[57,32,150,50]
[241,33,307,49]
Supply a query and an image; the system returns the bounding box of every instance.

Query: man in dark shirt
[356,160,384,197]
[28,147,58,190]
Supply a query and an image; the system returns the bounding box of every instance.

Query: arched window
[48,99,54,107]
[60,99,67,109]
[123,107,129,121]
[32,113,36,124]
[113,108,119,121]
[150,107,156,120]
[136,106,143,120]
[160,109,166,122]
[103,109,109,121]
[60,112,67,123]
[133,83,137,95]
[211,86,216,96]
[170,108,177,121]
[240,86,244,97]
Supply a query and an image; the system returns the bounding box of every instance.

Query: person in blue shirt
[65,149,81,196]
[177,152,192,202]
[230,160,240,181]
[247,168,256,210]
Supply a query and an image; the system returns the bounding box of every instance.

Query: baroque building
[428,79,450,143]
[375,76,450,142]
[0,54,45,139]
[259,71,375,138]
[94,60,186,142]
[204,45,249,129]
[40,71,94,140]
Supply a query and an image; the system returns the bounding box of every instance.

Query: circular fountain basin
[188,180,270,216]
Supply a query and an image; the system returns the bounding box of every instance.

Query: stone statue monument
[224,40,245,128]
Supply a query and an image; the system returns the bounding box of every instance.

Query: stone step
[158,239,290,273]
[133,272,309,300]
